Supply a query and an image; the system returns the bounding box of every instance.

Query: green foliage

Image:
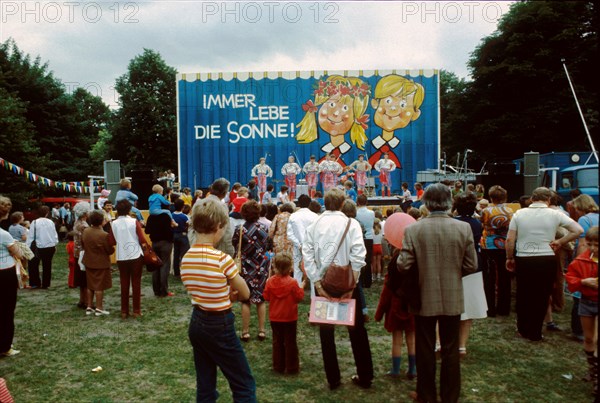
[110,49,178,173]
[442,1,598,165]
[0,38,112,205]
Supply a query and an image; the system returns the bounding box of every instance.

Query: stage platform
[366,196,403,207]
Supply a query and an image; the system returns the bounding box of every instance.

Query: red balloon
[384,213,416,249]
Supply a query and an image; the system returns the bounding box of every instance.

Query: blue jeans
[173,232,190,276]
[188,309,257,403]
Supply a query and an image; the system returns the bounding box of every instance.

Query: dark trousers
[482,249,512,316]
[361,239,373,288]
[28,246,56,288]
[415,315,461,403]
[172,232,190,276]
[271,321,299,373]
[152,240,173,296]
[0,267,18,353]
[515,256,557,341]
[319,286,373,386]
[189,309,257,403]
[118,257,143,315]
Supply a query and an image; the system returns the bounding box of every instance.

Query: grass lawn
[0,243,594,402]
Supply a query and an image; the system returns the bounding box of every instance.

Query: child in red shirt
[263,253,305,374]
[232,187,249,214]
[66,232,76,289]
[566,226,598,397]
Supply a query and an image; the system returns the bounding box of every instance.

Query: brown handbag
[142,243,162,271]
[320,218,355,298]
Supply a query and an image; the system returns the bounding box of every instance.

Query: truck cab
[542,164,599,203]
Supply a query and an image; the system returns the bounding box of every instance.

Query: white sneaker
[95,309,110,316]
[86,307,94,316]
[2,348,20,357]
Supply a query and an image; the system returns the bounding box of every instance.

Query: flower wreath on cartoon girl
[296,75,371,165]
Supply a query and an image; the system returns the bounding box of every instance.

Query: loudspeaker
[103,160,121,203]
[130,169,156,210]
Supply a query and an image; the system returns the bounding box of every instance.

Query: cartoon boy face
[372,91,421,132]
[318,94,355,137]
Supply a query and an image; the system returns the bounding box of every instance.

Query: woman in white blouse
[1,195,24,356]
[26,205,59,289]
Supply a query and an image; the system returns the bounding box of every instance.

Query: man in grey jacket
[397,183,476,403]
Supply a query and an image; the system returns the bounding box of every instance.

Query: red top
[416,189,424,200]
[375,273,414,332]
[263,275,304,322]
[229,190,238,205]
[232,197,248,213]
[66,241,75,263]
[566,250,598,302]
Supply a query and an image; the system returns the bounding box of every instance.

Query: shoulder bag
[30,221,39,259]
[234,225,244,271]
[142,243,162,272]
[319,218,356,298]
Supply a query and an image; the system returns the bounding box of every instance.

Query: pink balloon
[384,213,416,249]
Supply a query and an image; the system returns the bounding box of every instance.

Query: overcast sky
[2,1,514,108]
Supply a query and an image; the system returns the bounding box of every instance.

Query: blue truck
[514,152,598,203]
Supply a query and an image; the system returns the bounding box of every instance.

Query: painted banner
[177,70,439,193]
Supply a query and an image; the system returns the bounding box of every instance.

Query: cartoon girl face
[318,94,355,138]
[373,91,420,132]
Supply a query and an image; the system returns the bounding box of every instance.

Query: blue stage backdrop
[177,70,440,193]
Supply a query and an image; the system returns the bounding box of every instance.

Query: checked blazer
[397,212,477,317]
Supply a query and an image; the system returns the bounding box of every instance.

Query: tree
[110,49,178,173]
[0,39,111,181]
[0,87,43,207]
[1,38,112,205]
[439,70,470,164]
[455,1,598,163]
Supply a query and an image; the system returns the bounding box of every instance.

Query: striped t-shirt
[181,244,239,311]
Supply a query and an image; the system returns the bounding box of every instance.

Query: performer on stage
[318,153,343,193]
[281,156,302,200]
[347,154,372,195]
[250,157,273,199]
[302,155,320,198]
[374,153,396,197]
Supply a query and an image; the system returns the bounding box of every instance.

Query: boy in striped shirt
[181,199,256,402]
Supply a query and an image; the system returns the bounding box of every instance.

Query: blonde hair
[573,194,599,214]
[152,184,163,194]
[237,187,249,197]
[373,74,424,113]
[120,178,131,188]
[296,75,371,150]
[191,200,228,234]
[373,218,381,235]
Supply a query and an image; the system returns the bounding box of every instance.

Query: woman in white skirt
[453,192,488,357]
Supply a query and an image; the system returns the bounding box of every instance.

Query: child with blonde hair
[566,226,598,397]
[263,253,305,374]
[296,75,371,162]
[148,184,177,227]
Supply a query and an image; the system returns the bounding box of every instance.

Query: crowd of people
[1,174,598,401]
